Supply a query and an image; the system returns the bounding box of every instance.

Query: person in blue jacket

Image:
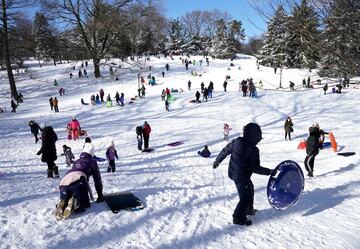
[213,123,274,226]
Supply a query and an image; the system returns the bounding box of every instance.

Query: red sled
[298,140,307,150]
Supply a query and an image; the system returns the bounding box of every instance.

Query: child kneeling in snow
[62,145,75,167]
[55,143,104,220]
[198,145,211,158]
[106,142,119,173]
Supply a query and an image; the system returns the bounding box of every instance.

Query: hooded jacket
[215,123,271,183]
[67,152,103,196]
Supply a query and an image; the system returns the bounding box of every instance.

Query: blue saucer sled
[267,160,304,210]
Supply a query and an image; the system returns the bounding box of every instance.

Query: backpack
[136,126,143,135]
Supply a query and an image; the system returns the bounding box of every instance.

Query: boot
[233,218,252,226]
[47,169,54,178]
[63,197,74,219]
[53,166,59,178]
[247,208,257,216]
[55,200,66,221]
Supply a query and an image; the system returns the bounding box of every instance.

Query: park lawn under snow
[0,55,359,249]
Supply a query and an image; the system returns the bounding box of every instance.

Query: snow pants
[107,160,116,173]
[60,177,90,211]
[71,129,79,140]
[46,161,58,178]
[304,153,317,174]
[233,181,254,223]
[143,135,150,150]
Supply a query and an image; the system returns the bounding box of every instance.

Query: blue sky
[23,0,267,39]
[162,0,267,38]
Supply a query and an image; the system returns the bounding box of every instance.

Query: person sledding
[55,143,104,220]
[198,145,211,158]
[61,145,75,167]
[213,123,274,226]
[68,117,81,140]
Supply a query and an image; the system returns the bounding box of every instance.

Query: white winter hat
[82,143,95,156]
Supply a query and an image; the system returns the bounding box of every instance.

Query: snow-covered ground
[0,55,359,249]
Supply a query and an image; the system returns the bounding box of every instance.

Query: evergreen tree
[32,12,58,65]
[287,0,320,69]
[168,19,185,54]
[258,5,290,68]
[211,19,244,59]
[319,0,360,78]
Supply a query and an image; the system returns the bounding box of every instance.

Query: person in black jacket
[304,125,320,177]
[284,116,293,141]
[37,125,59,178]
[29,120,42,143]
[198,145,211,158]
[213,123,273,226]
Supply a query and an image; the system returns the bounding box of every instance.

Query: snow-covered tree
[319,0,360,78]
[211,19,245,59]
[32,12,58,65]
[258,5,290,68]
[167,19,185,54]
[287,0,320,69]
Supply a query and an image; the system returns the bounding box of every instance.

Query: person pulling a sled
[213,123,274,226]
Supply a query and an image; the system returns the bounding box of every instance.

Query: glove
[36,151,41,155]
[213,161,219,169]
[96,194,105,203]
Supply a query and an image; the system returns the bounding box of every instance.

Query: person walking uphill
[29,120,42,143]
[142,121,151,151]
[69,117,81,140]
[55,143,104,220]
[212,123,274,226]
[37,125,59,178]
[284,116,293,141]
[53,97,59,112]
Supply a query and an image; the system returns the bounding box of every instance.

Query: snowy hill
[0,55,359,249]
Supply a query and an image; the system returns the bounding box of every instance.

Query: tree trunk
[93,58,101,78]
[2,0,18,98]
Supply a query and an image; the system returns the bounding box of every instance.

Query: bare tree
[1,0,36,97]
[42,0,156,77]
[181,10,207,38]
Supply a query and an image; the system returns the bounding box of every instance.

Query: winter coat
[224,124,231,135]
[306,133,319,156]
[106,147,118,161]
[29,121,41,135]
[52,98,58,106]
[284,119,293,133]
[63,147,75,166]
[67,152,103,196]
[38,126,58,163]
[195,91,201,99]
[49,97,53,106]
[143,124,151,136]
[115,92,120,102]
[119,94,124,103]
[214,123,272,183]
[69,119,80,131]
[249,82,256,92]
[100,89,104,97]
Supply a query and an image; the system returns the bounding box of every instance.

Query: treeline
[257,0,360,78]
